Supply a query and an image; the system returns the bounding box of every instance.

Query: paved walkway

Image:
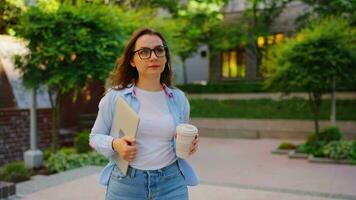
[191,118,356,139]
[13,138,356,200]
[187,92,356,100]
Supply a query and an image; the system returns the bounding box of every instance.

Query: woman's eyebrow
[137,45,164,49]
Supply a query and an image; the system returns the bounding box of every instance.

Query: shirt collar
[122,83,173,98]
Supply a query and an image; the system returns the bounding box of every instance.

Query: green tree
[14,5,127,150]
[265,17,356,134]
[297,0,356,124]
[0,0,25,34]
[298,0,356,27]
[173,0,227,84]
[242,0,292,78]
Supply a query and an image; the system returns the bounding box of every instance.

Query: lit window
[275,33,285,43]
[268,36,274,45]
[257,37,265,48]
[257,33,285,48]
[222,52,230,77]
[222,50,246,78]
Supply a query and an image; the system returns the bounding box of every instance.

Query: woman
[89,28,199,200]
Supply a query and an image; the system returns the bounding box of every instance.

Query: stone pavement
[191,118,356,139]
[13,138,356,200]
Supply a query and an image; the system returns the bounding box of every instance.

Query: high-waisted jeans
[105,160,188,200]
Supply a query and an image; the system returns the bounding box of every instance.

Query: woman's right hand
[112,136,137,162]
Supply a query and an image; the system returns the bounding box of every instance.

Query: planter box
[308,155,354,165]
[271,149,293,155]
[288,150,308,159]
[0,181,16,199]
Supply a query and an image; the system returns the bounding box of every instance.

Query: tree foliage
[298,0,356,27]
[265,17,356,133]
[0,0,25,34]
[14,4,131,149]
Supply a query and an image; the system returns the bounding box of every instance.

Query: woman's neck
[136,77,162,91]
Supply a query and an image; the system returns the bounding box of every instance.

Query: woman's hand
[189,135,199,156]
[112,136,137,162]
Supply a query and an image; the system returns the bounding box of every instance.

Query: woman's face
[130,34,167,79]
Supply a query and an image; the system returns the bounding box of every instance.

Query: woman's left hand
[189,135,199,156]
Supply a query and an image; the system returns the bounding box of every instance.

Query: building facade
[185,0,309,83]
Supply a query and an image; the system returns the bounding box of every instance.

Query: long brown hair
[110,28,172,90]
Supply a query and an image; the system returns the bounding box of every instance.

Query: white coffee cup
[176,124,198,159]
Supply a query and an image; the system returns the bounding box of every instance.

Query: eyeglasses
[133,46,167,60]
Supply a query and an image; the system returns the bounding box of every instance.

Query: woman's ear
[130,59,136,67]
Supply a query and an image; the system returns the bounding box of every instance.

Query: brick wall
[0,108,52,167]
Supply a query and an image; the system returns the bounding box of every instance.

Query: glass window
[222,49,246,78]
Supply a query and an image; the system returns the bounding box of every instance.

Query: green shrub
[305,140,327,157]
[350,141,356,160]
[0,161,32,183]
[317,127,342,142]
[308,127,342,143]
[176,82,265,94]
[59,147,77,155]
[323,140,353,160]
[43,147,56,161]
[303,126,343,156]
[278,142,297,150]
[296,143,308,153]
[177,81,356,93]
[74,130,91,153]
[45,151,108,173]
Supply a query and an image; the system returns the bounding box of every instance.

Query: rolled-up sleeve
[89,91,116,158]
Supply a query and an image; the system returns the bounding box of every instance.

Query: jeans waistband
[127,160,179,177]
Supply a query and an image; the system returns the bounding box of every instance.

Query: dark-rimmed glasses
[133,45,167,60]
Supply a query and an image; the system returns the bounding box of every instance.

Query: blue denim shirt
[89,84,199,186]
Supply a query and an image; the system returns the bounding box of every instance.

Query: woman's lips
[148,65,160,68]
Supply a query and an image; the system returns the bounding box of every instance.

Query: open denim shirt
[89,84,199,186]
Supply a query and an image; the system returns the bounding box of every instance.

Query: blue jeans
[105,160,188,200]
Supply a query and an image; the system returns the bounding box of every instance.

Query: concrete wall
[184,45,210,83]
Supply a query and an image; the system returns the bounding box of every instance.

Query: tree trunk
[330,76,336,126]
[308,91,322,135]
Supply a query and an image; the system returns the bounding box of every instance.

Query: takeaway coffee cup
[176,124,198,159]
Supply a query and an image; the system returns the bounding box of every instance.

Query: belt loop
[129,167,136,178]
[158,169,163,177]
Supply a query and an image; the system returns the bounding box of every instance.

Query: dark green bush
[278,142,297,150]
[349,141,356,160]
[176,82,265,94]
[296,143,308,153]
[45,151,107,173]
[43,147,56,161]
[176,81,356,94]
[323,141,353,160]
[74,130,91,153]
[303,126,343,156]
[0,161,32,183]
[314,126,342,143]
[305,140,327,157]
[60,147,77,155]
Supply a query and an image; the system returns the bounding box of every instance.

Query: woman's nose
[149,51,158,60]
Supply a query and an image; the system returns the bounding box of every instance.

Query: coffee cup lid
[176,124,198,136]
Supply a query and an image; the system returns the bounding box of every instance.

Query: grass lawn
[189,98,356,120]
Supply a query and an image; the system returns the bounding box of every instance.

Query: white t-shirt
[129,87,177,170]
